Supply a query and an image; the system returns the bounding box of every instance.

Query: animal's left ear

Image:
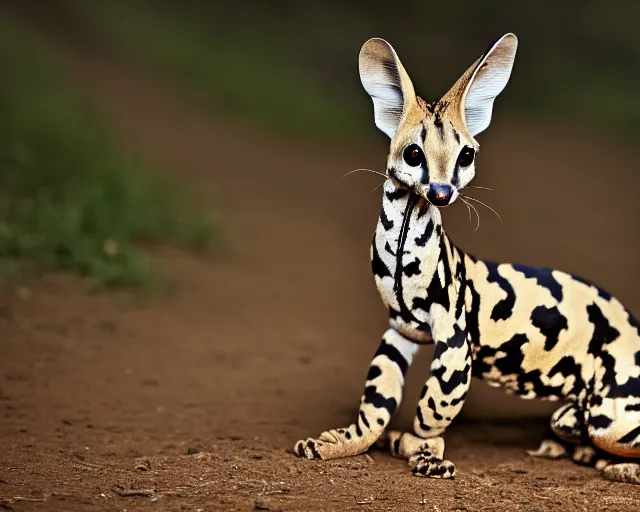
[453,33,518,136]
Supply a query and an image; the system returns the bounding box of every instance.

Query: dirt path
[1,19,640,511]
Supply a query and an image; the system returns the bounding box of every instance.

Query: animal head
[359,34,517,207]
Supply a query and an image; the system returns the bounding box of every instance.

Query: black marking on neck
[412,236,452,313]
[416,199,431,219]
[379,207,394,231]
[384,241,396,257]
[393,194,419,293]
[414,219,434,247]
[403,258,421,277]
[390,193,428,327]
[371,234,391,279]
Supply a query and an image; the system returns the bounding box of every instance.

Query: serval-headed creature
[294,34,640,484]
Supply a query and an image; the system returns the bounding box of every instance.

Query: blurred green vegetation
[50,0,364,142]
[0,19,214,289]
[46,0,640,141]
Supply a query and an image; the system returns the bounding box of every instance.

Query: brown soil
[1,20,640,512]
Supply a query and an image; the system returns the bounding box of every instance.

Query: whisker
[460,196,472,222]
[343,168,387,179]
[462,195,503,224]
[467,185,494,191]
[461,197,480,232]
[372,181,386,192]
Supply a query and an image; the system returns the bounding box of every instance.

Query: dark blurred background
[1,0,639,425]
[30,0,640,143]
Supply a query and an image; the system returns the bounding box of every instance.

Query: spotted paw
[409,453,456,479]
[294,437,327,460]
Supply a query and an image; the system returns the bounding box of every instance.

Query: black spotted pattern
[512,264,563,302]
[374,341,410,375]
[530,305,568,351]
[485,262,516,321]
[371,236,391,278]
[618,425,640,447]
[366,175,640,468]
[379,208,394,231]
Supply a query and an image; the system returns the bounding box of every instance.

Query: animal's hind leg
[294,329,418,460]
[588,394,640,484]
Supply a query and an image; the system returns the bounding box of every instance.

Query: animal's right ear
[359,38,417,139]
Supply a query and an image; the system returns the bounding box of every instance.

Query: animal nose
[426,183,453,207]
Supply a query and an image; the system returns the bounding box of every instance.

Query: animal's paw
[409,452,456,479]
[572,445,597,466]
[526,439,567,459]
[603,463,640,485]
[294,428,358,460]
[294,437,327,460]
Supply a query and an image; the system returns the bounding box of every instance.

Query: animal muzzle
[426,183,454,207]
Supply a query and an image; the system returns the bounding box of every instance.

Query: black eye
[403,144,425,167]
[458,146,475,167]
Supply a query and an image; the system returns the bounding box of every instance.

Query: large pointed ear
[359,38,417,138]
[457,33,518,136]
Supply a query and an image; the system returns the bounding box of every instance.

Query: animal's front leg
[410,324,471,478]
[294,328,418,460]
[414,325,471,438]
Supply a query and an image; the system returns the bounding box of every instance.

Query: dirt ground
[2,21,640,512]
